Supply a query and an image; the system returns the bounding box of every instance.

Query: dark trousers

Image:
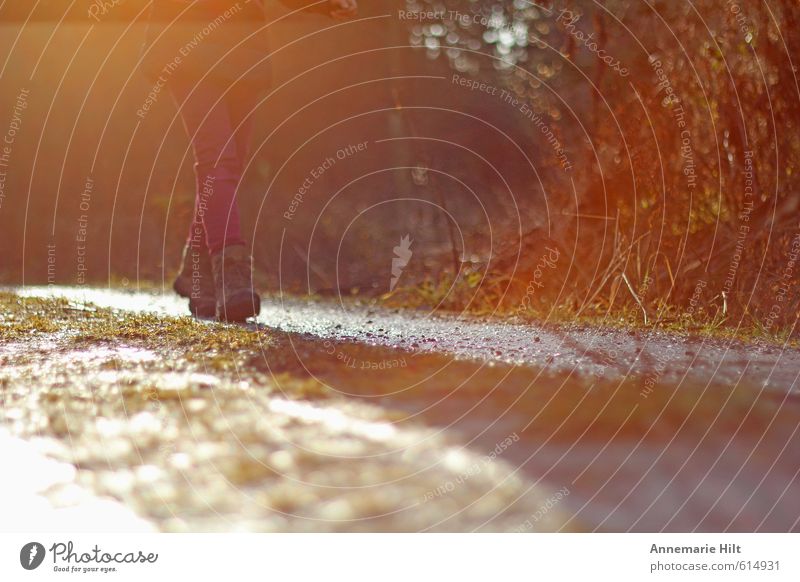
[169,77,257,254]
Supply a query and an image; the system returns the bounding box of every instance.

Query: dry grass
[0,291,273,367]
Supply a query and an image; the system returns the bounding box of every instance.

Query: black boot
[210,244,261,322]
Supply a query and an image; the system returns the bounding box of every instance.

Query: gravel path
[17,286,800,391]
[5,286,800,532]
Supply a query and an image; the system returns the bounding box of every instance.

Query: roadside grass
[0,290,344,409]
[0,291,273,369]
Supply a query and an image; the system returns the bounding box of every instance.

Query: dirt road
[3,286,800,532]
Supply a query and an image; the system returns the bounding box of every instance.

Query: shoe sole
[218,293,261,322]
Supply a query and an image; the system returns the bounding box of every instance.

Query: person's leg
[169,77,245,254]
[169,77,260,321]
[169,78,225,315]
[222,79,258,243]
[176,80,253,301]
